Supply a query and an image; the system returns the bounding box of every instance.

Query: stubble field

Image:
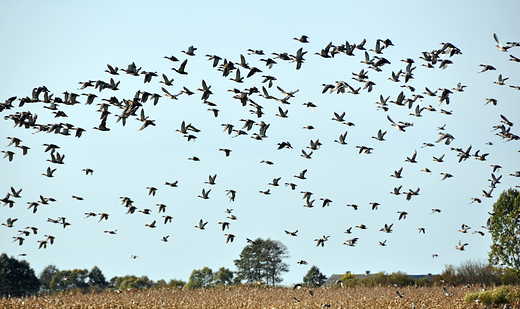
[0,285,488,309]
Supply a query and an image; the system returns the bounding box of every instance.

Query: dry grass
[0,285,485,308]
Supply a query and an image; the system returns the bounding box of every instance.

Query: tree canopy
[168,278,187,287]
[88,266,107,287]
[213,267,234,286]
[303,265,327,287]
[50,269,89,292]
[185,267,214,290]
[39,264,59,294]
[49,266,108,293]
[488,189,520,270]
[0,253,40,297]
[109,275,156,290]
[234,238,289,285]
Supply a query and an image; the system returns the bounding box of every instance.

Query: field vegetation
[3,253,520,307]
[0,285,493,309]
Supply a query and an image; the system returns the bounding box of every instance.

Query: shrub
[440,259,520,286]
[387,271,416,287]
[339,273,358,287]
[437,264,462,286]
[416,277,434,287]
[168,279,186,288]
[500,268,520,285]
[465,286,520,306]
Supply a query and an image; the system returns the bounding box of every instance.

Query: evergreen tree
[303,265,327,287]
[88,266,107,287]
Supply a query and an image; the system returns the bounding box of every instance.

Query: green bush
[388,271,416,286]
[501,268,520,285]
[168,279,186,288]
[356,272,427,287]
[416,277,434,287]
[465,286,520,306]
[340,273,358,287]
[358,272,389,287]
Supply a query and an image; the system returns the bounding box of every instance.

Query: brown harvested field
[0,285,486,308]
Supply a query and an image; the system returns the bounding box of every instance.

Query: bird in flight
[195,219,208,230]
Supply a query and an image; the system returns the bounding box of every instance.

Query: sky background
[1,1,519,285]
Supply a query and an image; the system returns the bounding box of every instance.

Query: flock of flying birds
[1,33,519,272]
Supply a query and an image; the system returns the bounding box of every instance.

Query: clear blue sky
[1,1,519,285]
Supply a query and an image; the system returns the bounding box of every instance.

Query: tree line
[0,237,291,297]
[333,260,520,288]
[2,189,520,297]
[0,254,190,298]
